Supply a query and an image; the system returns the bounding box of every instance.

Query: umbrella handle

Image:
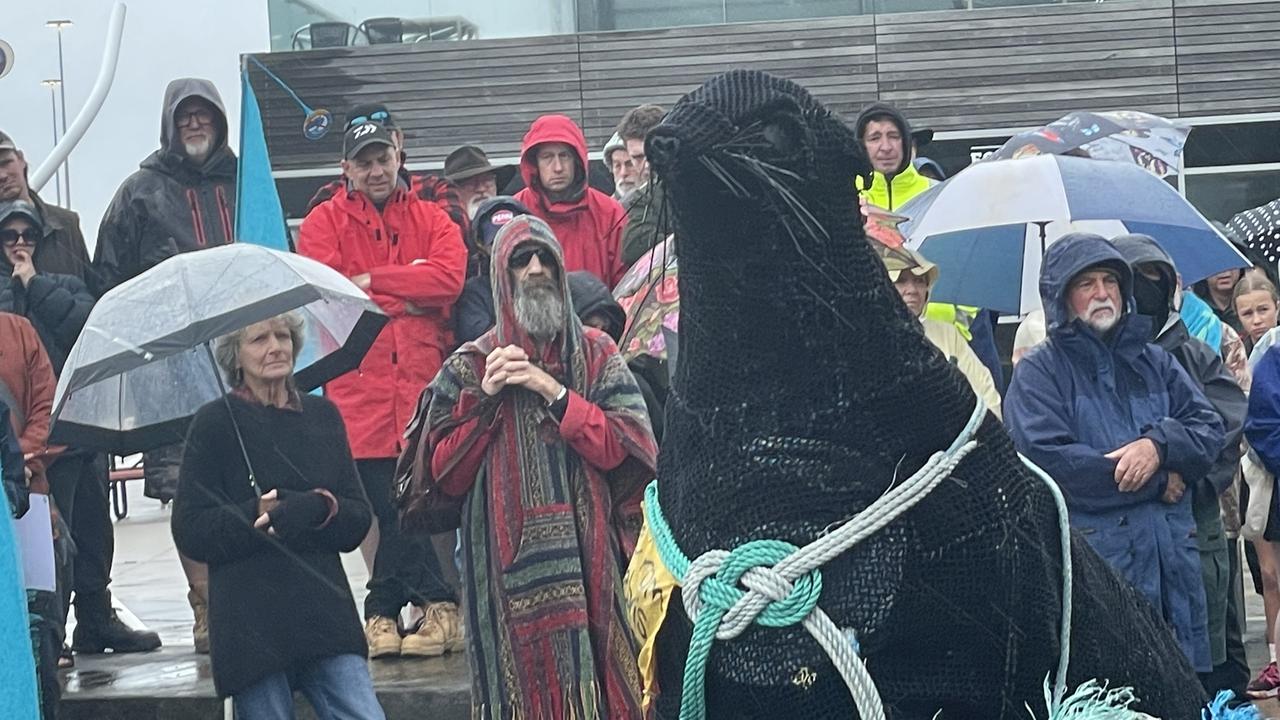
[203,342,261,498]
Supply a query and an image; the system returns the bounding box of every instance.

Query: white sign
[15,494,56,593]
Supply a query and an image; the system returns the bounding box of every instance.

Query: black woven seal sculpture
[637,69,1208,720]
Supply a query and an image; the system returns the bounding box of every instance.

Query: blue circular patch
[303,109,332,141]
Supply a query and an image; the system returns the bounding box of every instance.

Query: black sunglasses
[345,110,391,131]
[508,246,556,270]
[0,228,38,247]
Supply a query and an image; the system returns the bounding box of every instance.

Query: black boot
[71,591,162,654]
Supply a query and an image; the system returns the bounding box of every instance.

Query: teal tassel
[1202,690,1262,720]
[1029,678,1143,720]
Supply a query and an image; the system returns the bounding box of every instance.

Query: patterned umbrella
[989,110,1189,178]
[1229,197,1280,271]
[614,237,677,363]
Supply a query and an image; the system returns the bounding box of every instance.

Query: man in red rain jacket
[298,122,468,660]
[515,115,628,287]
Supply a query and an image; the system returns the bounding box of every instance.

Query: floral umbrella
[614,237,678,363]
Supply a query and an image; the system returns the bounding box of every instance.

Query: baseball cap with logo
[472,196,532,256]
[343,122,395,161]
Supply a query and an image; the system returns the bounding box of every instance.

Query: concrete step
[60,648,470,720]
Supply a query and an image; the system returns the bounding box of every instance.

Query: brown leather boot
[188,586,210,654]
[401,602,462,657]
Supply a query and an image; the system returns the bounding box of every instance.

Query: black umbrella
[50,244,386,455]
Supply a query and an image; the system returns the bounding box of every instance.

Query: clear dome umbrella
[49,244,387,458]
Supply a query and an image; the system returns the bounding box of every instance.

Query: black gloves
[265,488,329,539]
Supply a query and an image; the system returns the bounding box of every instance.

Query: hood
[143,78,235,177]
[519,114,589,200]
[1112,232,1178,303]
[567,270,626,342]
[854,102,912,178]
[1040,232,1134,330]
[159,78,229,156]
[489,214,582,358]
[603,131,626,159]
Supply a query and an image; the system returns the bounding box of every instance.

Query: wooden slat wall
[876,1,1179,130]
[577,16,878,144]
[250,0,1280,172]
[250,34,582,170]
[1174,0,1280,115]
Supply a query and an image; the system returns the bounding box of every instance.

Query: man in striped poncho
[425,214,658,719]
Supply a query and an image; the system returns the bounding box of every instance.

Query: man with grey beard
[90,78,237,656]
[425,214,656,716]
[94,78,237,296]
[1005,232,1225,674]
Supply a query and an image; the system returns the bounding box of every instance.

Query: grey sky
[0,0,269,253]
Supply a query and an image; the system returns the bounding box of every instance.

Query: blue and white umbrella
[897,154,1249,315]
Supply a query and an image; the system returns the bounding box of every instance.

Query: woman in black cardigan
[171,313,384,720]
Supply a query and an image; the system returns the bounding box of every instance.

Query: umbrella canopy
[898,155,1248,315]
[989,110,1188,178]
[614,237,678,363]
[51,244,386,453]
[1229,197,1280,271]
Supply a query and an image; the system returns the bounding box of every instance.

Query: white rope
[677,401,1078,719]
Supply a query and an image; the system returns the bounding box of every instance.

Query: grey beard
[514,281,564,341]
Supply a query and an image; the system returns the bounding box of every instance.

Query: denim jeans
[233,654,385,720]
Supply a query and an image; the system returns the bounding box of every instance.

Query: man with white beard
[92,78,239,654]
[1005,232,1226,674]
[94,78,237,295]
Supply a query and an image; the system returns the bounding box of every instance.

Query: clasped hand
[481,345,562,403]
[1104,438,1161,493]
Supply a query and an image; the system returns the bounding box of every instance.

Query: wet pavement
[56,489,1280,718]
[59,492,469,720]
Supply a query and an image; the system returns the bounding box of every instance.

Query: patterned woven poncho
[427,214,657,719]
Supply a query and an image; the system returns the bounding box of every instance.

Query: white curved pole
[31,2,127,192]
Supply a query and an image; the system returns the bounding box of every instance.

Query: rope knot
[685,539,823,640]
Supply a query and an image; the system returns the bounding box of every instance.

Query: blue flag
[235,71,290,251]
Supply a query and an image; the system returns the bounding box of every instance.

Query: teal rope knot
[696,539,823,628]
[645,482,827,720]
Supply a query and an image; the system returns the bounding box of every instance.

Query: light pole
[41,79,62,205]
[46,19,72,208]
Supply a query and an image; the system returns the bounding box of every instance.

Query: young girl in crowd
[1236,272,1280,356]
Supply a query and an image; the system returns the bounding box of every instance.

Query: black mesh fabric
[645,69,1207,719]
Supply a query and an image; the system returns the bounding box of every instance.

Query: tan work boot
[188,587,210,655]
[365,616,402,659]
[401,602,462,657]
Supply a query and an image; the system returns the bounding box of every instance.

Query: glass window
[1184,168,1280,224]
[1184,121,1280,168]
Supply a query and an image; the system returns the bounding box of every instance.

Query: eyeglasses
[508,246,556,270]
[176,108,215,128]
[346,110,391,131]
[0,228,39,247]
